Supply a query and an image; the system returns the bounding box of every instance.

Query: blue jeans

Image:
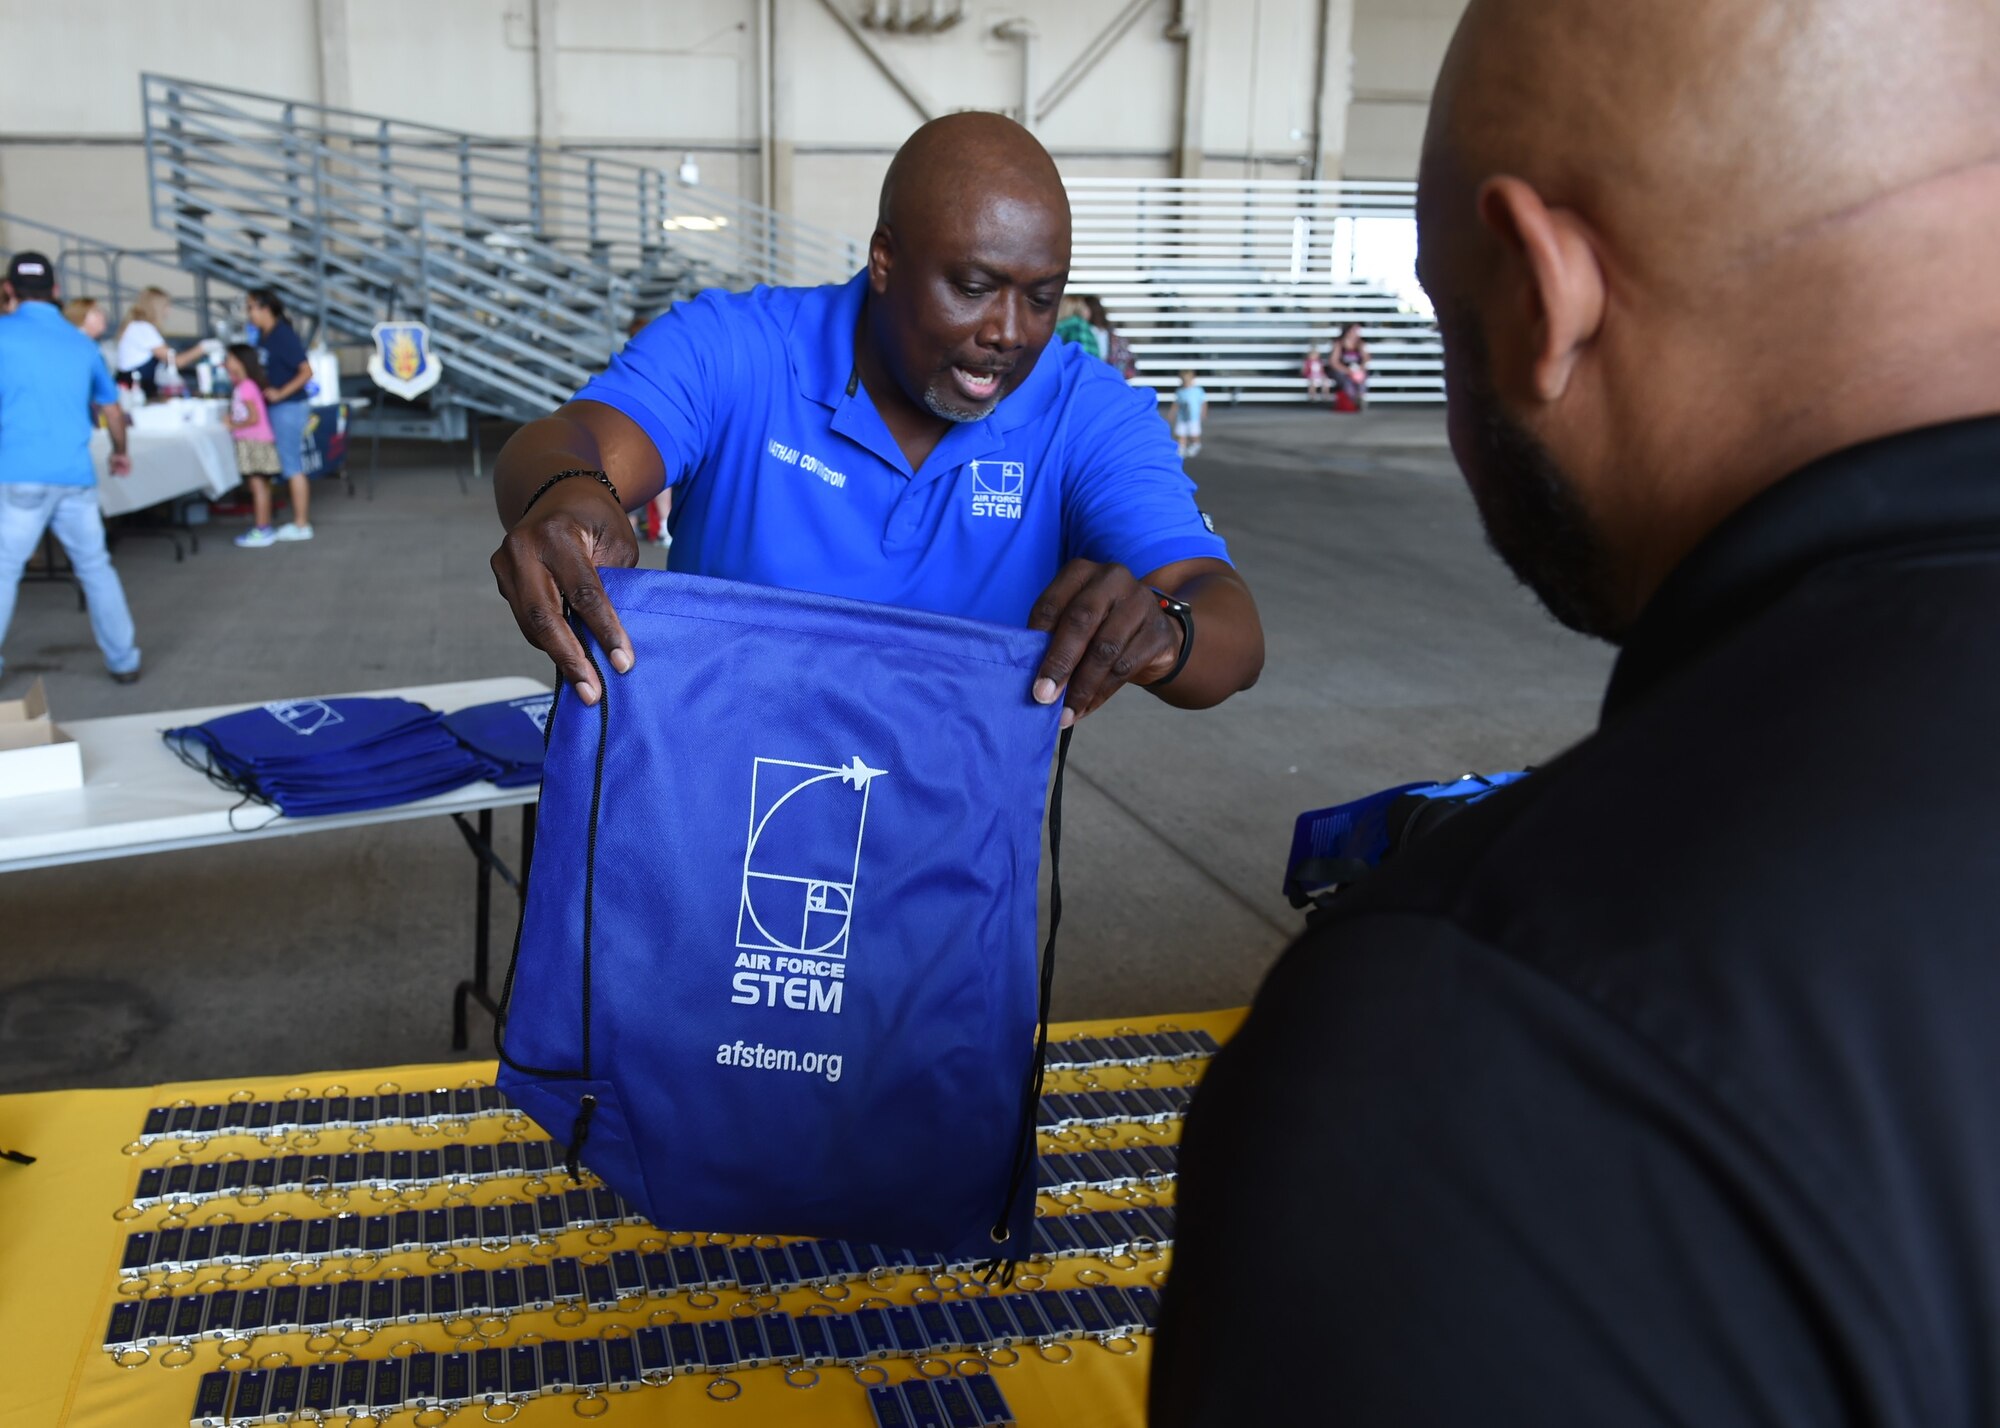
[0,483,141,678]
[269,398,311,480]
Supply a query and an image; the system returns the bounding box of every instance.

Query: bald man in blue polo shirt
[492,114,1263,722]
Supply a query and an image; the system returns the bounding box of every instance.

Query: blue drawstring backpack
[1283,770,1532,916]
[164,696,492,817]
[497,569,1067,1261]
[443,693,554,788]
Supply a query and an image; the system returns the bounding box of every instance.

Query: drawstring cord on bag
[979,724,1073,1287]
[495,619,607,1102]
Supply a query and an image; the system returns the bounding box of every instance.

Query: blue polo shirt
[573,273,1229,625]
[0,300,118,487]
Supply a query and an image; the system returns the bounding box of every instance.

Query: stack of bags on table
[441,691,553,789]
[164,691,552,818]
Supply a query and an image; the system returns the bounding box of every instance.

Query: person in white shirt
[114,287,204,400]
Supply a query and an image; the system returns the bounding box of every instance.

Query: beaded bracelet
[519,468,621,519]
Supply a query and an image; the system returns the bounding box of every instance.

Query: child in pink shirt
[224,344,288,548]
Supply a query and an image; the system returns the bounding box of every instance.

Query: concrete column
[1170,0,1206,178]
[1311,0,1357,179]
[767,0,795,216]
[532,0,561,147]
[315,0,353,111]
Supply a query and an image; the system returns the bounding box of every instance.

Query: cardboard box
[0,678,84,798]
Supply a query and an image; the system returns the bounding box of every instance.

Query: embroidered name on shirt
[969,460,1025,520]
[767,438,847,489]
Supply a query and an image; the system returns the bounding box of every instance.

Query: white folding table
[0,676,547,1050]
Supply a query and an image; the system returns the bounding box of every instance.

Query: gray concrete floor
[0,408,1613,1093]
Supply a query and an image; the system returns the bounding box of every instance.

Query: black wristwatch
[1148,588,1195,687]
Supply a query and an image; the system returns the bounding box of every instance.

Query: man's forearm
[102,405,129,455]
[1154,566,1264,709]
[492,414,623,527]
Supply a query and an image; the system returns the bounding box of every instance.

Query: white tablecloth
[89,420,239,518]
[0,677,546,872]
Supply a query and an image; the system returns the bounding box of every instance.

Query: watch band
[121,1166,1179,1275]
[111,1206,1175,1350]
[1146,589,1195,687]
[134,1031,1218,1147]
[180,1280,1144,1424]
[129,1128,1182,1213]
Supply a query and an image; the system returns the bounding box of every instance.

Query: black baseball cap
[5,251,55,294]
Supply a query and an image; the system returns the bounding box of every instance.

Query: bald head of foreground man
[1159,6,2000,1426]
[1418,0,2000,637]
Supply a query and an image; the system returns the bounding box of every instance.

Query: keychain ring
[705,1376,743,1402]
[1034,1341,1074,1365]
[783,1366,819,1390]
[120,1140,149,1158]
[645,1307,682,1326]
[482,1400,524,1424]
[601,1322,633,1341]
[1015,1273,1047,1291]
[910,1285,941,1304]
[850,1364,888,1387]
[1101,1334,1140,1356]
[414,1412,453,1428]
[389,1338,426,1358]
[111,1202,145,1221]
[554,1306,588,1327]
[1075,1267,1110,1286]
[585,1228,617,1247]
[160,1343,197,1369]
[112,1346,152,1369]
[984,1347,1021,1369]
[812,1282,850,1303]
[684,1291,719,1309]
[573,1390,610,1418]
[915,1357,953,1379]
[953,1357,990,1377]
[441,1317,476,1341]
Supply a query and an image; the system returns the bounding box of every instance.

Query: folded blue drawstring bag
[443,693,553,788]
[164,696,493,818]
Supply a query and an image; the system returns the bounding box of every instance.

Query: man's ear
[1475,176,1606,403]
[867,224,894,294]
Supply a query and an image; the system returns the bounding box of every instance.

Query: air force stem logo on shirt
[730,754,886,1015]
[969,460,1025,519]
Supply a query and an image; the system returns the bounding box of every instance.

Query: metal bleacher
[0,211,244,338]
[139,75,862,429]
[131,74,1433,429]
[1065,177,1439,405]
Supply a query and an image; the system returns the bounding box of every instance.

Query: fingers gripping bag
[497,568,1069,1259]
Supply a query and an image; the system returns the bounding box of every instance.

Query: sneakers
[234,526,277,548]
[110,666,142,685]
[275,523,314,542]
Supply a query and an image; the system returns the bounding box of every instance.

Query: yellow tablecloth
[0,1008,1243,1428]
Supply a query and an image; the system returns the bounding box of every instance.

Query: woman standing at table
[113,288,203,400]
[244,289,314,543]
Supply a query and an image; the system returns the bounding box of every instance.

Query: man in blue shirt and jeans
[490,113,1264,721]
[0,251,142,685]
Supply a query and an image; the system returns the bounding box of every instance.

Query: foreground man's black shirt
[1157,418,2000,1427]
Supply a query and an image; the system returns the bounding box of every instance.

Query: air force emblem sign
[366,322,443,400]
